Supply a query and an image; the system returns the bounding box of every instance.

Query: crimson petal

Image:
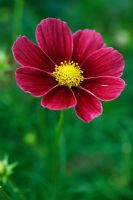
[72,30,105,65]
[41,86,76,110]
[12,36,54,72]
[73,88,102,123]
[82,76,125,101]
[81,47,124,78]
[36,18,73,65]
[16,67,56,97]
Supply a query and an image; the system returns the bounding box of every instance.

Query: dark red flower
[12,18,125,122]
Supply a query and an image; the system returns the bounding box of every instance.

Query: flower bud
[0,161,6,176]
[0,155,17,183]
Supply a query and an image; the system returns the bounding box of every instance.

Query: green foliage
[0,0,133,199]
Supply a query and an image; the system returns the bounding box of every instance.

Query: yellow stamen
[52,61,84,88]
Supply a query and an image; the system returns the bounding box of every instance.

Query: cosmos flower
[12,18,125,122]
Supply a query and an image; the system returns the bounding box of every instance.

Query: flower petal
[36,18,73,65]
[16,67,56,97]
[73,88,102,123]
[82,76,125,101]
[81,47,124,78]
[12,36,54,72]
[41,86,76,110]
[72,30,105,65]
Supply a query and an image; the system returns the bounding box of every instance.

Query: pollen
[52,61,84,88]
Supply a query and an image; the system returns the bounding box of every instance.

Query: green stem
[0,186,12,200]
[52,110,64,195]
[54,110,64,151]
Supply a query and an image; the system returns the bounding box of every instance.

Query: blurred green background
[0,0,133,199]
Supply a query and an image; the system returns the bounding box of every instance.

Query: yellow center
[52,61,84,88]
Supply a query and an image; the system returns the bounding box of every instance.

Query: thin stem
[52,110,64,197]
[54,110,64,150]
[0,186,12,200]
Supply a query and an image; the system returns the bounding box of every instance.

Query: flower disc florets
[53,61,84,88]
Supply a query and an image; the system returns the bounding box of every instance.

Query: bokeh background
[0,0,133,199]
